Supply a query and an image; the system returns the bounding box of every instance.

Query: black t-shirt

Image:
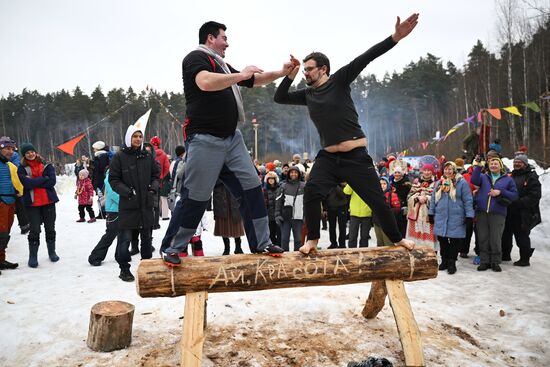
[274,36,396,147]
[182,50,254,138]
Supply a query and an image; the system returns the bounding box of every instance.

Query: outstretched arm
[335,13,420,85]
[254,61,295,86]
[195,65,263,91]
[274,55,307,105]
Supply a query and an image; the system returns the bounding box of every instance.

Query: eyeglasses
[303,66,321,73]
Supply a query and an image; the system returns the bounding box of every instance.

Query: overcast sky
[0,0,519,97]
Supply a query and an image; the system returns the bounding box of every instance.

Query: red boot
[192,240,204,257]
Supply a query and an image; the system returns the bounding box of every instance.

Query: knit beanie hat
[421,163,435,174]
[265,162,276,172]
[20,142,36,156]
[175,145,185,156]
[79,169,89,178]
[454,158,465,168]
[514,154,529,166]
[92,141,106,150]
[150,136,161,147]
[0,136,16,149]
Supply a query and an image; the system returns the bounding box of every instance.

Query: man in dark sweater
[274,14,419,254]
[161,21,293,265]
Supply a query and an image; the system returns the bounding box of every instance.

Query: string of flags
[398,98,546,157]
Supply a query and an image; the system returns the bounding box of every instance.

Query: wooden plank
[386,280,425,367]
[181,291,208,367]
[362,280,388,319]
[137,246,438,297]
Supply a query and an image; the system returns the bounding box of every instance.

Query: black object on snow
[347,357,394,367]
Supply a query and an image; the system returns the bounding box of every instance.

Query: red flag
[56,133,87,156]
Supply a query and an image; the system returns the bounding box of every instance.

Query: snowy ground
[1,170,550,367]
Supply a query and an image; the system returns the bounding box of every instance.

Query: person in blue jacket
[428,162,474,274]
[470,156,518,272]
[88,170,120,268]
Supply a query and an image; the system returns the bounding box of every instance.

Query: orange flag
[486,108,502,120]
[56,133,87,156]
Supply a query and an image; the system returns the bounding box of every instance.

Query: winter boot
[130,243,140,256]
[119,269,135,282]
[163,252,182,267]
[28,242,39,268]
[76,218,86,223]
[222,242,230,256]
[46,241,60,262]
[0,241,19,270]
[438,258,448,271]
[477,263,490,271]
[491,263,502,272]
[192,241,204,257]
[87,217,96,223]
[447,261,457,275]
[20,224,30,235]
[234,239,244,254]
[513,247,533,267]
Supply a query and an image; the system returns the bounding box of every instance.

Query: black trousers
[438,236,462,262]
[268,220,281,246]
[327,206,347,247]
[78,204,96,219]
[304,148,401,243]
[116,228,152,270]
[88,213,119,263]
[16,196,29,228]
[502,212,531,259]
[27,204,56,244]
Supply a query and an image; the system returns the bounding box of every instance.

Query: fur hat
[264,171,279,184]
[19,142,36,156]
[454,158,465,168]
[150,136,161,147]
[92,141,106,150]
[443,161,458,173]
[0,136,16,149]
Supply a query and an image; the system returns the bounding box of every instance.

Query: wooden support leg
[362,280,388,319]
[181,291,208,367]
[385,280,425,367]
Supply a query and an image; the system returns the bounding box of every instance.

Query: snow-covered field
[1,166,550,367]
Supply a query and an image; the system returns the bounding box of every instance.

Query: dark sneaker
[0,260,19,270]
[513,259,530,267]
[477,263,491,271]
[129,247,140,256]
[438,260,448,271]
[327,244,339,249]
[459,253,469,259]
[262,244,284,256]
[491,263,502,272]
[163,253,182,266]
[87,218,96,223]
[89,260,102,266]
[447,263,457,274]
[76,218,86,223]
[119,269,135,282]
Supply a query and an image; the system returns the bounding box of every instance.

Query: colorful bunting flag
[523,101,540,113]
[502,106,522,117]
[464,115,476,124]
[486,108,502,120]
[56,133,87,156]
[421,141,429,150]
[134,108,152,133]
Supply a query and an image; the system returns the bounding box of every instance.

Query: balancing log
[86,300,135,352]
[137,246,437,298]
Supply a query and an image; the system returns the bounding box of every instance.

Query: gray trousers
[476,211,506,264]
[162,130,271,254]
[348,216,372,247]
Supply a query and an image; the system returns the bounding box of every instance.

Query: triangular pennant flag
[486,108,502,120]
[477,111,483,122]
[421,141,429,150]
[523,101,540,113]
[464,115,476,124]
[56,133,87,156]
[134,108,152,133]
[503,106,522,117]
[544,96,550,100]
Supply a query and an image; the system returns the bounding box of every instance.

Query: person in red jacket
[150,136,171,225]
[75,169,96,223]
[374,177,401,246]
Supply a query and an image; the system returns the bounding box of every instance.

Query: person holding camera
[470,155,518,272]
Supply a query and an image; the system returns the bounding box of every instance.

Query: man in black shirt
[274,14,419,254]
[161,21,292,265]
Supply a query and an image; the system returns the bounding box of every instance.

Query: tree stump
[87,300,135,352]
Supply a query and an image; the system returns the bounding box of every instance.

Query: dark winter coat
[275,177,305,221]
[92,149,110,192]
[323,185,348,210]
[507,166,542,230]
[108,147,160,229]
[391,175,412,209]
[213,181,241,221]
[17,158,59,207]
[470,165,518,217]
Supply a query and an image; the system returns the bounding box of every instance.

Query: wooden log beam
[137,246,437,298]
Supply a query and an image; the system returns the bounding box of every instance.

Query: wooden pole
[362,280,388,319]
[386,280,425,367]
[541,93,549,168]
[136,246,438,298]
[181,291,208,367]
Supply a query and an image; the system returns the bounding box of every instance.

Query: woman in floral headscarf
[429,162,474,274]
[406,163,437,251]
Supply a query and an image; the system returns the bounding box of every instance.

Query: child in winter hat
[75,169,96,223]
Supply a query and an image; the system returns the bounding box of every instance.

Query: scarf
[435,175,457,203]
[196,45,245,123]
